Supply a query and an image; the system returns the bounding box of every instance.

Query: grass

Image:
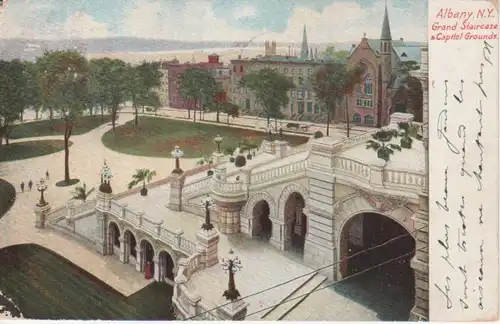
[101,116,309,158]
[0,179,15,220]
[9,115,114,140]
[0,140,72,162]
[0,244,174,320]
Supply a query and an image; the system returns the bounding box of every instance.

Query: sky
[0,0,427,43]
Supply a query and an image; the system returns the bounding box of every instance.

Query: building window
[291,90,296,99]
[307,102,313,113]
[298,102,305,114]
[307,91,312,100]
[290,102,294,114]
[308,69,313,75]
[240,66,244,73]
[314,103,320,113]
[299,69,303,75]
[233,65,236,72]
[364,115,375,125]
[291,68,296,75]
[298,76,304,85]
[353,113,361,123]
[284,68,289,74]
[364,74,373,96]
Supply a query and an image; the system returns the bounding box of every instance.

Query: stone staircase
[260,272,327,321]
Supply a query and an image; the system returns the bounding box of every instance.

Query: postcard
[0,0,497,322]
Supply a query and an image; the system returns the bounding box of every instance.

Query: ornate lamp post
[99,160,113,193]
[221,249,242,301]
[36,178,48,207]
[200,195,215,231]
[171,145,184,174]
[214,134,223,153]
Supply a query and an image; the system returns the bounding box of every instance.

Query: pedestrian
[45,170,49,181]
[28,179,33,191]
[20,181,25,193]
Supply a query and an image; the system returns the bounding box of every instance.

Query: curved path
[0,111,199,298]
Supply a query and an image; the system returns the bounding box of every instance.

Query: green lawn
[0,140,72,162]
[9,115,114,139]
[101,116,309,158]
[0,244,174,320]
[0,179,15,220]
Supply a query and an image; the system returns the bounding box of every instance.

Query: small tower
[379,4,393,126]
[300,25,309,60]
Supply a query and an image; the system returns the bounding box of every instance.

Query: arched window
[364,74,373,96]
[355,84,361,96]
[353,113,361,123]
[364,115,375,125]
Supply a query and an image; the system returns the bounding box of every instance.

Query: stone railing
[250,160,307,185]
[108,200,197,256]
[71,199,96,216]
[332,156,426,193]
[182,176,212,198]
[46,205,68,221]
[210,177,244,195]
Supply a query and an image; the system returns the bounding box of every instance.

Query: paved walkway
[0,112,198,297]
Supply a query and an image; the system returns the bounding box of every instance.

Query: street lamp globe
[171,145,184,174]
[99,160,113,193]
[214,134,223,153]
[36,178,48,207]
[221,249,243,302]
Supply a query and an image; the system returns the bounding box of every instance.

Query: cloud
[233,5,257,20]
[119,0,426,43]
[63,12,111,39]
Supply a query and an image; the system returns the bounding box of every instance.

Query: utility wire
[185,224,428,320]
[244,247,425,320]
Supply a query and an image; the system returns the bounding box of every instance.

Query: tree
[221,102,239,126]
[105,59,128,131]
[127,168,157,196]
[88,59,111,120]
[205,84,228,123]
[397,61,423,122]
[311,63,363,136]
[23,61,43,120]
[0,60,27,146]
[178,68,218,122]
[238,68,294,126]
[71,183,95,202]
[37,50,90,184]
[321,45,350,63]
[365,129,401,163]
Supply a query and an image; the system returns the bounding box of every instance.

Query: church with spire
[342,4,422,127]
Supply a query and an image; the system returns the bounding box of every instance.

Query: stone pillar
[212,151,224,163]
[214,200,245,235]
[274,140,288,158]
[269,220,285,250]
[168,173,186,211]
[94,210,108,255]
[66,200,75,224]
[153,256,161,281]
[119,236,126,263]
[34,203,52,229]
[262,140,275,154]
[136,247,144,272]
[196,228,220,267]
[216,299,249,321]
[409,46,429,322]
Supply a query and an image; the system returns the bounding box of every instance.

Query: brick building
[344,5,422,126]
[166,54,223,109]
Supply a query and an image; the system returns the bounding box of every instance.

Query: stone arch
[243,192,277,220]
[155,246,178,267]
[123,227,138,264]
[156,246,177,283]
[277,183,309,221]
[107,220,122,256]
[107,219,123,235]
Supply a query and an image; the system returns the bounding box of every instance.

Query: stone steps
[261,272,327,321]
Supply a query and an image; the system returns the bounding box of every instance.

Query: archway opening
[158,251,175,283]
[108,222,120,256]
[284,192,307,255]
[124,230,137,264]
[141,240,155,278]
[336,212,415,321]
[252,200,272,242]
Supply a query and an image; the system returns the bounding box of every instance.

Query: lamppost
[200,195,215,231]
[266,125,273,141]
[36,178,48,207]
[279,127,284,140]
[99,159,113,193]
[221,249,242,301]
[171,145,184,174]
[214,134,223,153]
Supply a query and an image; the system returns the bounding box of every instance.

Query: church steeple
[381,4,392,40]
[300,25,309,59]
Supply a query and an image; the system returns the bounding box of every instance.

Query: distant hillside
[0,37,424,61]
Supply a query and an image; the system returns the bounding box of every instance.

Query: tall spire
[300,25,309,59]
[381,4,392,40]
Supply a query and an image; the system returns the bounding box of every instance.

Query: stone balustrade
[210,177,244,194]
[250,160,307,185]
[182,176,212,198]
[108,200,197,255]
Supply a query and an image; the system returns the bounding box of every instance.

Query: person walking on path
[45,170,49,181]
[28,179,33,191]
[20,181,25,193]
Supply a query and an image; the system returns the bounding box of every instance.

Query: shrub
[234,155,246,167]
[314,131,323,139]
